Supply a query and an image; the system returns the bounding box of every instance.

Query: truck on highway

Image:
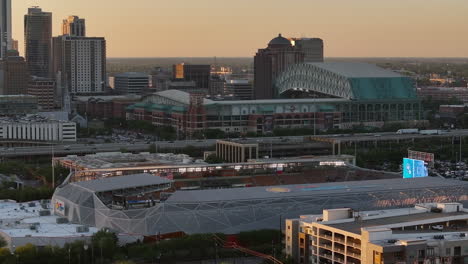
[419,130,444,135]
[396,128,419,134]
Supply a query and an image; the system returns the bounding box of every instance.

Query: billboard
[403,158,428,179]
[408,150,435,167]
[54,199,66,215]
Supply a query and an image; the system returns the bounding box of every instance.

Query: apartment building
[286,203,468,264]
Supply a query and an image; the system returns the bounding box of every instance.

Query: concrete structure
[0,200,140,251]
[292,38,324,63]
[224,79,253,100]
[0,115,76,142]
[128,68,422,135]
[28,77,56,111]
[0,95,38,115]
[276,62,421,127]
[150,68,171,91]
[114,72,149,95]
[216,140,259,163]
[0,51,29,95]
[417,86,468,102]
[286,203,468,264]
[52,35,106,94]
[167,80,198,92]
[62,15,85,37]
[11,39,17,51]
[74,94,141,119]
[0,0,12,59]
[254,34,304,99]
[172,63,211,89]
[52,174,468,236]
[24,7,52,78]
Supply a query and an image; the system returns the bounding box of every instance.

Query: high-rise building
[0,0,11,58]
[254,34,304,99]
[293,38,324,62]
[0,0,11,59]
[0,50,29,95]
[114,72,149,95]
[172,63,211,89]
[53,35,106,95]
[28,76,55,111]
[24,7,52,78]
[224,79,253,100]
[11,39,17,51]
[62,16,85,37]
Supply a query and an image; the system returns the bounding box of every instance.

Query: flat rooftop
[55,152,205,170]
[0,114,71,124]
[166,177,468,203]
[328,211,468,234]
[72,173,172,193]
[0,201,98,238]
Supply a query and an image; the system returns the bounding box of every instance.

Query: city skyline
[11,0,468,58]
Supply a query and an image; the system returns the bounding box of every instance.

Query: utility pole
[51,145,55,188]
[460,136,462,162]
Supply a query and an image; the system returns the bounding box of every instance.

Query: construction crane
[212,234,284,264]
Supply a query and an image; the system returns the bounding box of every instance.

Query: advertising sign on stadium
[403,158,428,179]
[408,150,434,167]
[54,199,66,215]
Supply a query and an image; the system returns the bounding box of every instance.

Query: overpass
[2,130,468,158]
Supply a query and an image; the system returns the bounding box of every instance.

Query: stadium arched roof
[275,62,418,100]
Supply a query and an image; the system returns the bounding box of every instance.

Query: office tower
[62,16,85,37]
[254,34,304,99]
[114,72,149,94]
[0,50,29,95]
[0,0,11,59]
[53,35,106,94]
[293,38,324,62]
[28,77,55,111]
[24,7,52,78]
[172,63,211,89]
[11,39,17,51]
[173,63,184,79]
[224,79,253,100]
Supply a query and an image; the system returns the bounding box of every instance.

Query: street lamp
[83,244,89,264]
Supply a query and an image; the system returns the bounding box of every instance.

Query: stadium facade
[126,62,422,136]
[52,175,468,236]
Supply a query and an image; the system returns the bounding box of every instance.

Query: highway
[0,136,305,158]
[315,129,468,143]
[1,130,468,158]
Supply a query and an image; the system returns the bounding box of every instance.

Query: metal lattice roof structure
[72,173,172,193]
[52,175,468,236]
[275,62,418,100]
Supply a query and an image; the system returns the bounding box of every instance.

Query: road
[2,130,468,158]
[0,136,305,158]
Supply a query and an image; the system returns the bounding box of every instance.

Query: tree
[0,235,5,248]
[205,154,224,164]
[148,143,157,153]
[91,229,119,262]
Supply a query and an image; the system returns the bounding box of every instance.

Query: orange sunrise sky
[13,0,468,58]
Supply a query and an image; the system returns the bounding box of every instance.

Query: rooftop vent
[76,226,89,233]
[56,218,69,224]
[39,210,51,216]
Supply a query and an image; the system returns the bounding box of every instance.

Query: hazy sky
[13,0,468,58]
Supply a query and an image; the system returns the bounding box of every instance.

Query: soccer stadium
[52,173,468,236]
